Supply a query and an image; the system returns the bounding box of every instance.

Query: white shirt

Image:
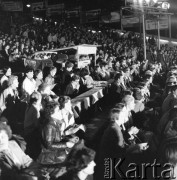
[22,77,36,102]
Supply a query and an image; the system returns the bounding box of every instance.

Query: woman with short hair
[34,69,43,90]
[59,141,96,180]
[44,66,57,86]
[0,75,19,126]
[39,101,75,165]
[0,66,11,91]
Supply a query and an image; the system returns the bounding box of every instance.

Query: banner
[122,17,140,27]
[126,0,157,7]
[31,2,44,11]
[101,11,120,23]
[146,17,169,30]
[47,3,64,16]
[126,0,148,6]
[2,1,23,11]
[85,9,101,23]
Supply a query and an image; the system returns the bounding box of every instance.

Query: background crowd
[0,20,177,180]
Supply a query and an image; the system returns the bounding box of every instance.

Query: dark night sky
[20,0,125,10]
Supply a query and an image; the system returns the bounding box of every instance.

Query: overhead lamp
[155,1,170,9]
[161,2,170,9]
[26,4,31,8]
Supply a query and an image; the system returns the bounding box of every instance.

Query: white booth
[34,44,100,68]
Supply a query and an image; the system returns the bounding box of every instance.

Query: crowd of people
[0,19,177,180]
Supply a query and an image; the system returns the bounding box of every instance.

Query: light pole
[121,0,171,59]
[142,11,147,59]
[157,15,160,50]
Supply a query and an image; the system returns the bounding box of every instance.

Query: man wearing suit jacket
[96,107,148,180]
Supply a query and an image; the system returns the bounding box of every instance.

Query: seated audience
[65,75,80,98]
[34,69,43,90]
[0,66,11,91]
[80,68,94,93]
[44,66,57,86]
[0,75,19,127]
[0,122,49,180]
[61,62,74,93]
[39,101,76,165]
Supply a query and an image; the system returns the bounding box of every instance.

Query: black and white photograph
[0,0,177,179]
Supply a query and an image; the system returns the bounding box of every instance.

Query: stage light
[26,4,31,8]
[162,2,170,9]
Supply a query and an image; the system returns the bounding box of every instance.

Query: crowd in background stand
[0,20,177,180]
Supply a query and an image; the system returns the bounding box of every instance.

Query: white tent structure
[34,44,101,68]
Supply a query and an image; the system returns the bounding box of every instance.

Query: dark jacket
[96,121,126,180]
[39,118,68,164]
[61,69,73,93]
[65,83,79,98]
[99,121,126,160]
[41,118,67,150]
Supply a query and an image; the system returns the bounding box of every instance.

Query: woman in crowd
[34,69,43,90]
[38,82,58,111]
[58,96,75,129]
[0,75,19,127]
[0,66,11,91]
[0,122,49,180]
[44,66,57,86]
[159,142,177,180]
[39,101,76,165]
[58,96,85,139]
[59,141,96,180]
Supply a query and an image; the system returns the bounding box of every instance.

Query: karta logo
[104,158,176,179]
